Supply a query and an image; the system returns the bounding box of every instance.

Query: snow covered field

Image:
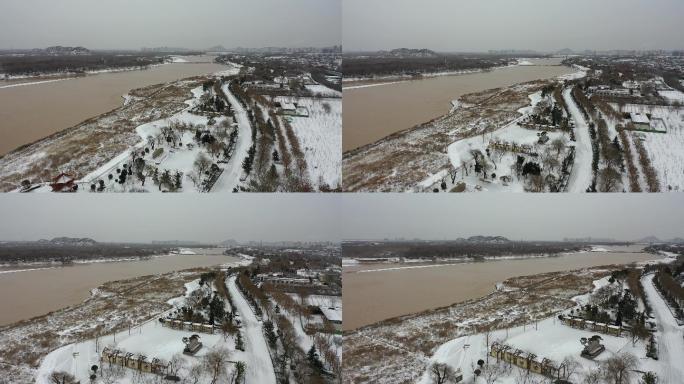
[271,92,341,189]
[616,103,684,191]
[276,96,341,188]
[36,280,230,384]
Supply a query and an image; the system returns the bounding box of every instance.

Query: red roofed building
[50,173,77,192]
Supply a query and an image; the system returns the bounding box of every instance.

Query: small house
[151,358,168,375]
[50,173,77,192]
[630,113,651,130]
[541,358,558,377]
[530,357,543,374]
[537,131,550,144]
[453,368,463,382]
[607,325,622,337]
[280,102,297,115]
[581,335,605,358]
[138,355,151,373]
[183,334,203,355]
[490,342,503,359]
[125,352,138,369]
[515,350,529,369]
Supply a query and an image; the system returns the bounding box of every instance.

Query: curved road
[212,84,253,191]
[563,87,593,193]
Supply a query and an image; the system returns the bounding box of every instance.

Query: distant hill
[37,237,97,246]
[388,48,438,58]
[635,236,661,243]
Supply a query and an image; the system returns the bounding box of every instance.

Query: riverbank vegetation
[0,239,179,265]
[0,52,172,78]
[343,239,593,260]
[342,53,532,79]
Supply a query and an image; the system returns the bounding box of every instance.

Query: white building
[630,113,651,130]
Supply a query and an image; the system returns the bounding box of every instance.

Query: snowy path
[563,87,593,192]
[227,275,276,384]
[212,84,253,192]
[642,274,684,384]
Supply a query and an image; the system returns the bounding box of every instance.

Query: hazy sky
[338,194,684,241]
[344,0,684,52]
[1,195,683,243]
[0,0,340,50]
[0,195,341,243]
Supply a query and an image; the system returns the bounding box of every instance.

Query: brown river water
[0,248,239,326]
[0,56,226,155]
[342,58,575,152]
[342,245,659,330]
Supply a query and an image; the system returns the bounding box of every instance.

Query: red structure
[50,173,77,192]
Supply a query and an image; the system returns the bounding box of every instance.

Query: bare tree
[560,357,581,382]
[203,348,230,384]
[601,352,638,384]
[167,353,185,379]
[583,368,602,384]
[194,153,212,177]
[599,166,622,192]
[630,321,649,346]
[551,137,567,157]
[430,362,455,384]
[484,362,509,384]
[49,371,78,384]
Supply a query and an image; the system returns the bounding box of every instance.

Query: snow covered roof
[320,306,342,322]
[281,102,296,111]
[630,113,650,124]
[52,173,74,184]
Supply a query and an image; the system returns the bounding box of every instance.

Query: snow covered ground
[35,280,226,384]
[275,95,342,188]
[22,79,254,193]
[417,273,682,384]
[34,271,282,384]
[305,84,341,97]
[227,275,276,384]
[659,89,684,104]
[438,91,571,192]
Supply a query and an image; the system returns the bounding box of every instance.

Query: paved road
[642,274,684,383]
[227,275,276,384]
[563,87,593,192]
